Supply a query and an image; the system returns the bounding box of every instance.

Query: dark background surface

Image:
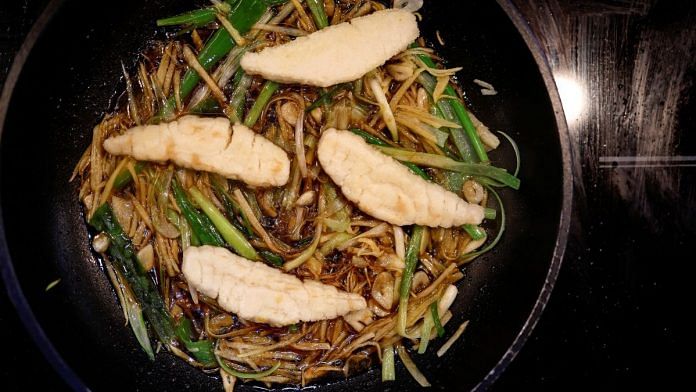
[1,0,694,390]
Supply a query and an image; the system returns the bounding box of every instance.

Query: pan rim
[0,0,85,390]
[0,1,573,391]
[472,2,573,389]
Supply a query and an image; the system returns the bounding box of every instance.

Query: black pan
[0,1,572,390]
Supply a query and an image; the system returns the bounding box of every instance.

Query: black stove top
[1,0,694,390]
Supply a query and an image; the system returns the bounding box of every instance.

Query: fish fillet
[240,9,419,87]
[103,115,290,187]
[182,246,367,326]
[317,129,485,227]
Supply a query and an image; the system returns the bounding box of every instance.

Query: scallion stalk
[171,177,225,247]
[244,80,279,127]
[282,223,322,270]
[417,310,434,354]
[306,0,329,29]
[216,352,281,379]
[113,161,145,190]
[189,187,259,260]
[382,344,396,381]
[377,146,520,189]
[259,249,284,267]
[430,302,445,337]
[417,51,489,163]
[227,71,252,122]
[462,224,486,241]
[161,0,268,118]
[459,185,506,263]
[398,225,424,336]
[157,8,217,27]
[306,84,350,112]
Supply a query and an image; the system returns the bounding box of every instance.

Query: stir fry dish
[72,0,521,389]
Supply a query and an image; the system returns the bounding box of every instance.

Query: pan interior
[0,1,564,390]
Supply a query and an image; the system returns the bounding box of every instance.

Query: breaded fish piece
[317,129,485,227]
[240,9,419,87]
[103,115,290,187]
[182,246,367,326]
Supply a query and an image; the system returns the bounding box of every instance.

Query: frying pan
[0,0,572,390]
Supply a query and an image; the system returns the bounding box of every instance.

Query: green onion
[190,97,222,114]
[210,186,250,238]
[216,351,281,379]
[103,260,155,360]
[403,164,430,181]
[288,323,299,333]
[350,128,387,146]
[259,249,284,267]
[462,224,486,241]
[349,128,431,181]
[227,71,252,122]
[167,208,192,250]
[323,207,350,233]
[189,187,259,260]
[190,228,201,246]
[175,318,216,366]
[282,223,322,271]
[418,72,475,162]
[430,302,445,337]
[244,80,279,127]
[484,208,497,220]
[306,84,350,112]
[171,177,225,247]
[161,0,268,118]
[382,344,396,381]
[210,177,255,238]
[474,176,506,188]
[449,94,489,163]
[126,292,156,360]
[44,278,61,291]
[113,161,145,190]
[460,185,505,263]
[368,74,398,141]
[417,51,489,163]
[157,8,217,27]
[441,170,466,193]
[417,310,434,354]
[157,0,235,27]
[89,203,175,345]
[377,146,520,189]
[306,0,329,29]
[398,225,424,336]
[318,232,353,256]
[320,182,351,233]
[498,130,521,177]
